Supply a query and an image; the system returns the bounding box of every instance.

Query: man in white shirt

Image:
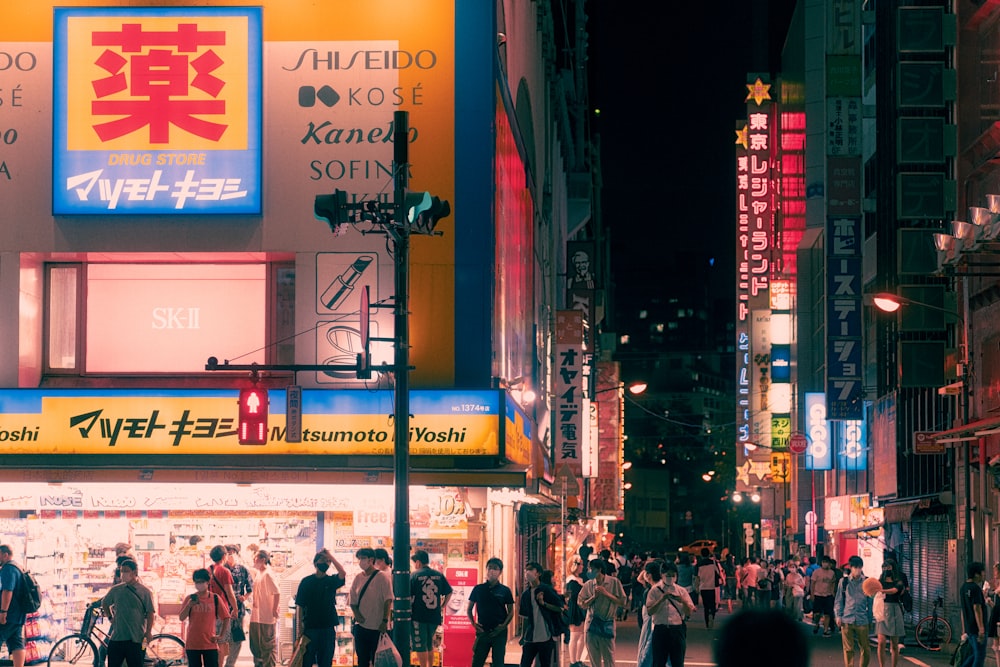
[350,548,393,667]
[645,562,694,667]
[249,550,280,667]
[578,559,626,667]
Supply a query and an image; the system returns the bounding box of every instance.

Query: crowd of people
[9,538,1000,667]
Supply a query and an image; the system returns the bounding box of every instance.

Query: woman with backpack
[876,558,907,667]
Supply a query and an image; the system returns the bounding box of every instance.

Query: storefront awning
[883,500,919,524]
[932,415,1000,444]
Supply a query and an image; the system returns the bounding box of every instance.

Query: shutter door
[900,515,953,626]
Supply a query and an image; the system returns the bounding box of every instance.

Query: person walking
[0,545,27,667]
[295,549,346,667]
[517,562,564,667]
[410,550,453,667]
[563,555,588,667]
[960,562,988,667]
[645,561,694,667]
[578,558,626,667]
[740,557,760,609]
[695,549,721,628]
[350,548,393,667]
[224,545,253,667]
[721,554,737,614]
[208,546,239,667]
[875,559,907,667]
[467,557,514,667]
[783,565,806,622]
[248,550,279,667]
[988,563,1000,666]
[834,555,872,667]
[179,568,231,667]
[809,557,838,637]
[101,558,155,667]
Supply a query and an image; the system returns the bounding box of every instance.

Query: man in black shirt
[410,550,453,667]
[295,549,347,667]
[467,557,514,667]
[960,561,987,667]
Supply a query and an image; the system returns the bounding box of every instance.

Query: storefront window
[45,264,80,372]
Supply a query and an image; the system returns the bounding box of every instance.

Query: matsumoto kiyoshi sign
[0,389,502,456]
[52,7,263,214]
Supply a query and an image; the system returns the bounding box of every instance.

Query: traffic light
[238,388,269,445]
[314,190,350,232]
[404,191,451,234]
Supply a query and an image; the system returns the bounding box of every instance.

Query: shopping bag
[374,632,402,667]
[950,639,971,667]
[872,592,886,623]
[289,635,310,667]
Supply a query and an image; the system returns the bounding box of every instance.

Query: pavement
[503,606,963,667]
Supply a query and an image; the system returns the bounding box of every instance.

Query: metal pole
[391,110,412,660]
[560,490,567,667]
[962,274,973,569]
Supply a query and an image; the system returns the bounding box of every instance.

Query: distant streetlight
[628,382,648,395]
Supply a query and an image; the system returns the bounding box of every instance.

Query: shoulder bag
[351,571,379,636]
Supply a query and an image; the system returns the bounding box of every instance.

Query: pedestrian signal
[238,388,269,445]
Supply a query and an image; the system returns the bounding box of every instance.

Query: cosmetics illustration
[320,254,374,310]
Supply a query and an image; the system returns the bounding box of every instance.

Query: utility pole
[390,109,413,660]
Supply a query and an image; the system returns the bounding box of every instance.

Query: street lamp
[872,290,973,568]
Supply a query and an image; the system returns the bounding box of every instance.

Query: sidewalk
[501,609,961,667]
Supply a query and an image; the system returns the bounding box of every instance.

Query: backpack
[4,563,41,614]
[899,587,913,612]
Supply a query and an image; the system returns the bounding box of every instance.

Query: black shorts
[812,595,834,616]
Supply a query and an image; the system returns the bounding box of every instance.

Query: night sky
[589,0,797,316]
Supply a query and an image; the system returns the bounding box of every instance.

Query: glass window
[45,264,81,372]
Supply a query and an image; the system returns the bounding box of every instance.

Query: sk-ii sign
[53,7,262,214]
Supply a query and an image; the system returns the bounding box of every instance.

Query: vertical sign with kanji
[53,8,262,214]
[555,310,585,484]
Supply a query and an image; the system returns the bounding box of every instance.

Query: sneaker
[823,630,833,637]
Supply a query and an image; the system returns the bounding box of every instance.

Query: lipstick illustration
[321,255,374,310]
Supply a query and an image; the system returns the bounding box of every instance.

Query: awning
[883,500,919,524]
[932,415,1000,444]
[832,523,884,536]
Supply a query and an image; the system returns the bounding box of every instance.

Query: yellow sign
[770,452,791,483]
[0,390,499,457]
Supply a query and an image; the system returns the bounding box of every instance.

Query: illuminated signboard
[0,388,501,456]
[554,311,585,479]
[804,392,833,471]
[735,123,751,455]
[52,7,262,214]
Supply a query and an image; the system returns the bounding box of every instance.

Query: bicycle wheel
[48,634,99,667]
[145,634,186,667]
[914,616,952,651]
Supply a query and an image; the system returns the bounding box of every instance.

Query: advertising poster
[442,567,476,667]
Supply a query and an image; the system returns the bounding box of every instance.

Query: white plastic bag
[374,632,402,667]
[872,591,886,622]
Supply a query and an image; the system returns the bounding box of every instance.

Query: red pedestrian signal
[238,388,269,445]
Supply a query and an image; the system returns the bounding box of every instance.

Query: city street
[504,608,960,667]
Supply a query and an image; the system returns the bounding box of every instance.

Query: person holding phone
[180,569,231,667]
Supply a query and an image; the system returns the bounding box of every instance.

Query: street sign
[770,452,791,482]
[789,433,808,454]
[554,464,580,497]
[914,431,946,455]
[745,536,755,545]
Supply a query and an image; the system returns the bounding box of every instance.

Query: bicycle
[48,600,187,667]
[914,596,953,651]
